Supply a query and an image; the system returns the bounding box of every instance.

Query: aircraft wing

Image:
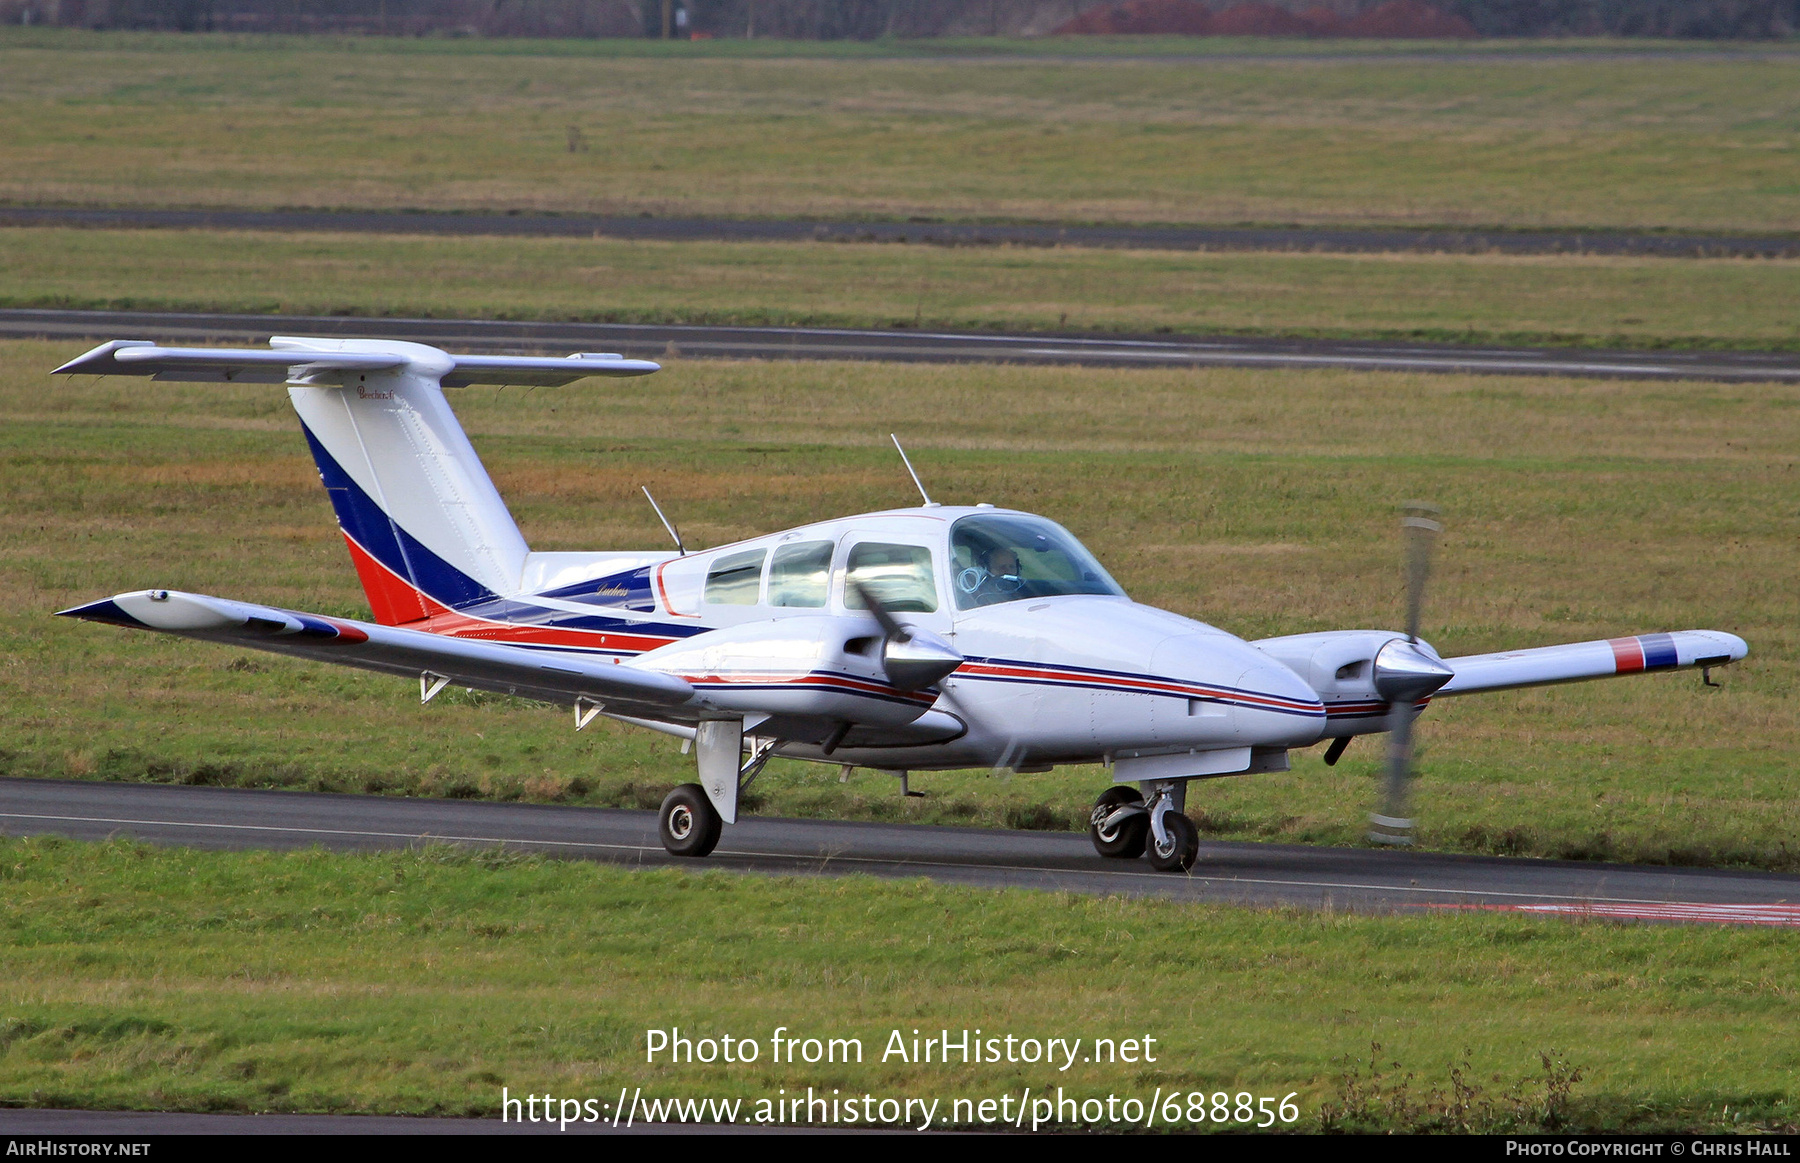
[51,340,660,386]
[57,589,696,715]
[1438,630,1747,697]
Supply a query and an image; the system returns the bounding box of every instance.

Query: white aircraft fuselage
[522,506,1330,775]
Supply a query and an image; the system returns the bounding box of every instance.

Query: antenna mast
[891,434,936,507]
[642,486,686,555]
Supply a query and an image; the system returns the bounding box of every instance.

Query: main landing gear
[659,728,777,859]
[659,784,722,858]
[1089,782,1199,873]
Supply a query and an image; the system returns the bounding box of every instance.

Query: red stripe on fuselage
[684,671,936,705]
[419,608,679,653]
[653,560,699,618]
[1609,636,1645,674]
[341,531,679,652]
[959,660,1321,714]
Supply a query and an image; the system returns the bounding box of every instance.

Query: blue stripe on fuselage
[957,654,1326,718]
[538,565,659,612]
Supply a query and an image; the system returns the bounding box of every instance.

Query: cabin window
[844,542,939,613]
[767,540,833,608]
[703,548,766,605]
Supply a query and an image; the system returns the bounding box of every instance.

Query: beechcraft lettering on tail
[52,337,1748,871]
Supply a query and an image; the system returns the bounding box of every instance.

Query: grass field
[3,29,1799,230]
[7,226,1800,349]
[2,336,1793,869]
[0,837,1795,1130]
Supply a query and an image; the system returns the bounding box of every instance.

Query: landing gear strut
[1143,782,1199,873]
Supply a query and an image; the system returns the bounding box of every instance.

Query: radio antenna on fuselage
[642,486,686,555]
[891,434,937,507]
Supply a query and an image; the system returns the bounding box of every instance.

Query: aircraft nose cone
[1373,638,1454,703]
[885,628,963,692]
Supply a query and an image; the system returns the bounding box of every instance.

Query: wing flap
[58,590,695,712]
[1439,630,1747,697]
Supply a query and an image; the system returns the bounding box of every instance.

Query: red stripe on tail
[343,533,433,626]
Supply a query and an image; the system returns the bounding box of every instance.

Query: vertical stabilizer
[51,334,660,629]
[282,339,528,625]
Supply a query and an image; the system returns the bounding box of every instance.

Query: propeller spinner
[1368,502,1453,846]
[850,582,963,693]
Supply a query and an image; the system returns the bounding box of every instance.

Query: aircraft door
[835,536,950,635]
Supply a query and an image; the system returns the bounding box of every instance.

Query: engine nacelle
[633,615,937,728]
[1253,629,1446,739]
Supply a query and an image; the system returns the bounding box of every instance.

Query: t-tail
[52,336,660,624]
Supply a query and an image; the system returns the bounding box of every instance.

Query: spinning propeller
[1367,502,1454,846]
[849,582,1033,773]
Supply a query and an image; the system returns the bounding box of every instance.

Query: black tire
[660,783,722,858]
[1089,785,1148,859]
[1146,809,1199,873]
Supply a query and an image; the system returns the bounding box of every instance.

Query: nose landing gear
[1088,782,1199,873]
[1089,785,1149,858]
[1144,787,1199,873]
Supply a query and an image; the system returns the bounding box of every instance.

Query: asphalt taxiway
[3,777,1796,921]
[7,308,1799,382]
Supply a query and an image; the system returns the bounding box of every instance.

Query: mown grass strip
[3,31,1799,230]
[6,228,1800,351]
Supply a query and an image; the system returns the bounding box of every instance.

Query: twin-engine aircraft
[52,336,1747,871]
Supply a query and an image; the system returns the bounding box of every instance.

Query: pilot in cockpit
[959,544,1026,603]
[949,513,1125,611]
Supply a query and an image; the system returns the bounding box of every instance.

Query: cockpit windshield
[949,514,1125,610]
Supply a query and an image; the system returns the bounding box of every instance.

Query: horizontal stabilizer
[1439,630,1747,697]
[52,338,660,386]
[53,340,405,383]
[58,589,695,713]
[440,353,660,387]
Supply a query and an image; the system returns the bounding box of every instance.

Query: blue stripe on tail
[299,422,500,610]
